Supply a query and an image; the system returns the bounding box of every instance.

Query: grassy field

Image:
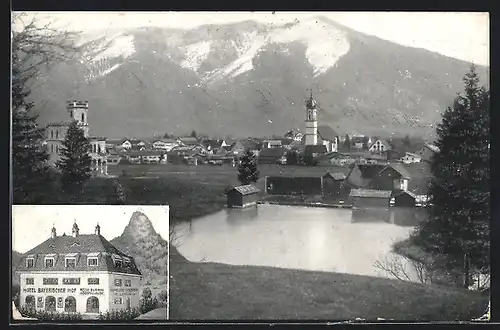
[169,246,488,321]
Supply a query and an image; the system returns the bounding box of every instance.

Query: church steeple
[72,220,80,238]
[51,224,57,239]
[304,90,318,145]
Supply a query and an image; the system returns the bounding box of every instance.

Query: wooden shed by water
[348,188,392,209]
[226,185,261,208]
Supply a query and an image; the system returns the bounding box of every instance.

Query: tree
[411,65,490,288]
[343,134,351,149]
[190,130,197,138]
[56,121,92,195]
[237,150,260,185]
[403,134,412,147]
[11,13,107,202]
[362,136,370,149]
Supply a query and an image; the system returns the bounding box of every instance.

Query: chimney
[51,224,57,239]
[95,223,101,236]
[72,220,80,238]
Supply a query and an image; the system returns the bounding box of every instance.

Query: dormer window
[26,258,34,268]
[44,256,55,268]
[87,252,99,266]
[112,254,123,268]
[123,257,131,268]
[65,253,77,268]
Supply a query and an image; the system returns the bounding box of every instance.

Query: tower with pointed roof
[304,91,318,146]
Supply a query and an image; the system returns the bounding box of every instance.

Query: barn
[265,176,323,196]
[322,172,350,200]
[392,190,417,207]
[226,185,261,208]
[348,188,392,209]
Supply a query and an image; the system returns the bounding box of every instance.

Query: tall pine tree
[11,52,51,203]
[237,150,260,185]
[412,65,490,288]
[56,121,92,195]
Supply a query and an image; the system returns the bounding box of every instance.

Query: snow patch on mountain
[180,41,212,71]
[196,18,350,83]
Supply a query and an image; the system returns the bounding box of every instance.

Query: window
[43,278,58,285]
[63,278,80,285]
[25,278,34,285]
[114,298,123,305]
[26,258,34,268]
[87,257,98,267]
[88,278,100,285]
[51,130,54,139]
[51,144,54,153]
[65,258,76,268]
[81,113,85,122]
[114,279,122,287]
[124,279,131,287]
[56,131,59,139]
[45,257,55,268]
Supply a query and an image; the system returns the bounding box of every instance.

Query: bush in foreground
[19,307,83,320]
[98,308,141,320]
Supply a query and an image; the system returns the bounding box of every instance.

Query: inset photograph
[11,205,169,321]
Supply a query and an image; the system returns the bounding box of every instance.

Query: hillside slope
[29,16,489,139]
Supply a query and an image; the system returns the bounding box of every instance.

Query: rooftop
[228,185,261,196]
[349,188,392,198]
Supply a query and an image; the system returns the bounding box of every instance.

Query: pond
[173,204,428,282]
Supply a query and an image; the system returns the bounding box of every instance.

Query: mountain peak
[122,211,158,239]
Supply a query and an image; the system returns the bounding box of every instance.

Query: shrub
[19,307,83,320]
[98,308,141,320]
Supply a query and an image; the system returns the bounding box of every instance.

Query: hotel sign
[110,288,139,297]
[22,287,103,295]
[80,288,105,295]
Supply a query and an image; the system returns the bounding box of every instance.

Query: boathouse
[322,172,349,200]
[226,185,260,208]
[348,188,392,209]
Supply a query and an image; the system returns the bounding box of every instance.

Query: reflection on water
[352,207,428,227]
[174,205,427,281]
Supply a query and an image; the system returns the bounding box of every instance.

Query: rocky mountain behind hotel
[28,16,489,139]
[110,211,168,287]
[12,250,23,287]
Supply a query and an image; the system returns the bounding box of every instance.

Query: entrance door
[86,296,99,314]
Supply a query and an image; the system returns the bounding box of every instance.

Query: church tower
[67,100,89,137]
[304,92,318,145]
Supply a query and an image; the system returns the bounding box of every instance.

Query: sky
[12,205,169,253]
[13,11,489,66]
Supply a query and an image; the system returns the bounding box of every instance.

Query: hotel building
[16,222,142,316]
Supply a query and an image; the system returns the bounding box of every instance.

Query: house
[280,139,294,149]
[258,147,288,164]
[349,188,392,209]
[262,139,283,149]
[346,163,411,193]
[399,152,422,164]
[226,185,261,208]
[317,126,339,153]
[16,222,142,316]
[304,144,327,158]
[404,162,432,206]
[322,172,350,200]
[415,143,440,162]
[351,136,367,149]
[152,139,179,151]
[201,139,228,154]
[127,151,167,164]
[369,139,393,153]
[284,129,303,142]
[179,137,201,147]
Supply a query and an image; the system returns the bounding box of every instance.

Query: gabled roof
[153,138,178,144]
[369,139,391,149]
[179,137,200,145]
[393,190,417,199]
[349,188,392,198]
[424,143,440,153]
[228,185,261,196]
[317,126,338,142]
[382,163,411,179]
[17,234,141,275]
[202,139,225,149]
[403,152,422,158]
[324,172,347,181]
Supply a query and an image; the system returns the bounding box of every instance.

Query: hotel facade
[16,222,142,316]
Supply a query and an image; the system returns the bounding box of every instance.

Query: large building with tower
[16,222,142,316]
[45,101,108,174]
[303,93,339,153]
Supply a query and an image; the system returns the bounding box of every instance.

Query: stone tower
[304,92,318,145]
[67,100,89,137]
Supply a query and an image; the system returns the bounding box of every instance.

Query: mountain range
[28,16,489,139]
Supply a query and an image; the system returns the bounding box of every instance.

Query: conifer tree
[237,150,260,185]
[56,121,92,194]
[411,65,490,288]
[343,134,351,149]
[403,134,412,147]
[11,53,51,203]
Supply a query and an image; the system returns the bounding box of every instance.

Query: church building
[45,100,108,175]
[16,222,142,316]
[303,92,339,153]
